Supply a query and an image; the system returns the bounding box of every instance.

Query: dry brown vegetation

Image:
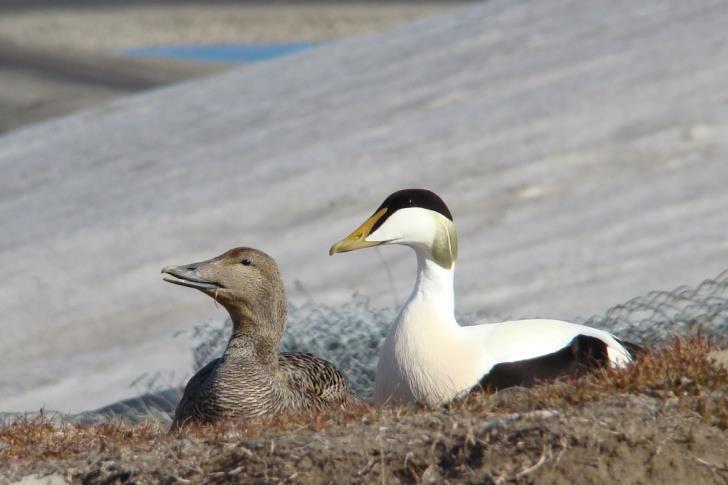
[1,336,726,484]
[464,335,728,429]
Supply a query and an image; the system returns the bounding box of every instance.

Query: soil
[2,390,726,484]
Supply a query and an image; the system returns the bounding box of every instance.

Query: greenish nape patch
[432,216,458,269]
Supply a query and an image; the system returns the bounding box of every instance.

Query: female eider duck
[162,247,359,427]
[329,189,640,406]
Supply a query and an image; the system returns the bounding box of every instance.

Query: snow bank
[2,0,728,412]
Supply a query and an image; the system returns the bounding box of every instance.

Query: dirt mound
[2,338,726,484]
[0,336,728,484]
[2,393,726,484]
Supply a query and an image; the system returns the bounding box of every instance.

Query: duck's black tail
[616,338,645,360]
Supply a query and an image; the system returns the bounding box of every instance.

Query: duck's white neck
[405,248,456,320]
[374,247,469,405]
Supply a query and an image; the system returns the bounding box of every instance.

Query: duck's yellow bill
[329,207,388,255]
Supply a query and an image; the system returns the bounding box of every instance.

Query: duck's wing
[172,357,222,428]
[467,319,638,392]
[477,334,609,391]
[278,352,362,407]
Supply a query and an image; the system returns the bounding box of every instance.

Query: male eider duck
[329,189,640,406]
[162,247,359,427]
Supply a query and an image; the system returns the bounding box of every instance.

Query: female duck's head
[329,189,458,269]
[161,247,288,340]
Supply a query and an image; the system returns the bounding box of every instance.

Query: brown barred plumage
[162,247,361,428]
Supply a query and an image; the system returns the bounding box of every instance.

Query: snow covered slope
[2,0,728,412]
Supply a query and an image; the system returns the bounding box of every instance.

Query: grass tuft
[463,335,728,429]
[2,337,725,470]
[0,417,163,465]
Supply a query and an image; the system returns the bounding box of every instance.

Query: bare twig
[378,432,387,485]
[476,410,560,437]
[357,457,376,477]
[374,247,400,307]
[237,446,254,458]
[553,436,568,467]
[515,443,552,479]
[494,441,554,484]
[693,455,728,472]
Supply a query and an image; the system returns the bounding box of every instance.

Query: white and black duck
[330,189,640,406]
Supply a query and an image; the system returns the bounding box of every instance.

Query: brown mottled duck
[162,247,360,428]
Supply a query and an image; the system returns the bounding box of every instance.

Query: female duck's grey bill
[161,264,219,290]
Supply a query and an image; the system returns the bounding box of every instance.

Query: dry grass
[464,335,728,429]
[0,418,163,465]
[1,336,726,483]
[173,401,379,440]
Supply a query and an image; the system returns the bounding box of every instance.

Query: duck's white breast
[374,300,488,406]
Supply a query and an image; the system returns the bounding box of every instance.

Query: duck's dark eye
[407,199,413,205]
[241,259,252,266]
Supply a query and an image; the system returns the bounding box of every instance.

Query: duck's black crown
[371,189,453,232]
